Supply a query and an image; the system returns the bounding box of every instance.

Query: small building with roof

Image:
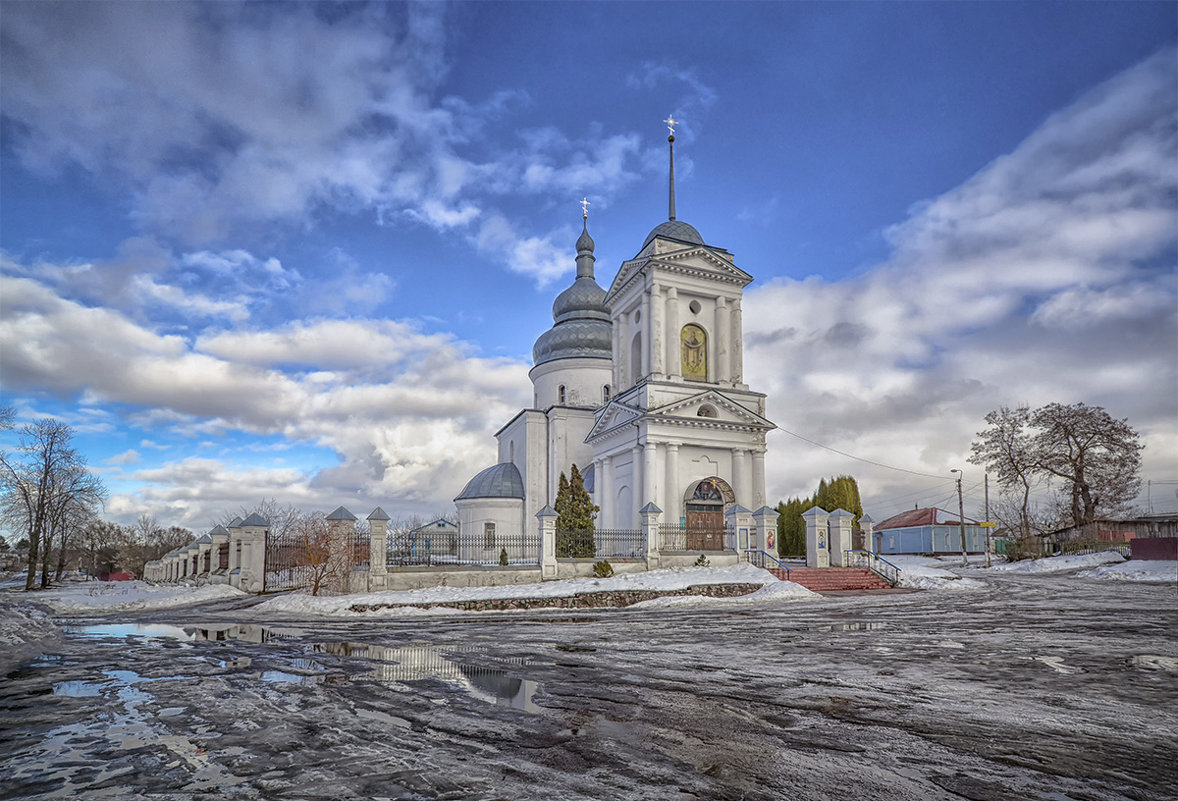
[872,506,987,555]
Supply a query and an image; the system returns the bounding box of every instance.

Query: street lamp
[950,469,968,567]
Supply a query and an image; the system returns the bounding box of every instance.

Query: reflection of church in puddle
[457,123,776,540]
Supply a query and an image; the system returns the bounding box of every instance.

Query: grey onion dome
[641,219,704,250]
[455,462,525,501]
[532,218,612,366]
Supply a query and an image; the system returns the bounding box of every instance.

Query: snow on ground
[1078,560,1177,583]
[628,579,818,609]
[991,551,1125,574]
[0,601,62,673]
[253,563,808,617]
[884,556,986,591]
[4,580,247,614]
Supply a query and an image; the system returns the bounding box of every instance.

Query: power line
[777,425,952,479]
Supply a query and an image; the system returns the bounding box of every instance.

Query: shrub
[694,554,711,567]
[1004,537,1044,562]
[498,548,509,567]
[592,560,614,578]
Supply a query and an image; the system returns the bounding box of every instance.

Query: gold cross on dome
[664,114,678,136]
[580,197,590,218]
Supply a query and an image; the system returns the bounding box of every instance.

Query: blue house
[873,506,987,555]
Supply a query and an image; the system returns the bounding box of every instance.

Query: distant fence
[555,529,645,559]
[387,529,540,567]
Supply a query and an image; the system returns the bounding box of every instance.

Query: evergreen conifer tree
[555,465,597,557]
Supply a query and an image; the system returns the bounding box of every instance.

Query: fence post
[858,513,875,553]
[828,508,855,567]
[802,506,831,568]
[237,514,269,593]
[368,507,390,591]
[537,505,558,580]
[753,506,779,556]
[726,505,753,557]
[640,502,663,569]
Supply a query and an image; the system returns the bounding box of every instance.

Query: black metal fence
[556,529,645,559]
[387,529,540,567]
[658,524,731,552]
[265,527,370,593]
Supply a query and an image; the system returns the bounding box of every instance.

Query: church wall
[496,411,548,526]
[545,407,596,504]
[530,358,612,410]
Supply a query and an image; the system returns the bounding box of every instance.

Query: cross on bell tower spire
[664,114,678,221]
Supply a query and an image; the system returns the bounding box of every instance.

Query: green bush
[1004,537,1045,562]
[592,560,614,578]
[499,548,508,567]
[694,554,711,567]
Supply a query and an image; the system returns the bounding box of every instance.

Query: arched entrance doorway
[683,477,735,550]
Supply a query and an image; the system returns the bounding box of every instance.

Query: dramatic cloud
[745,48,1178,518]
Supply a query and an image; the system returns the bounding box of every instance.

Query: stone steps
[770,567,893,591]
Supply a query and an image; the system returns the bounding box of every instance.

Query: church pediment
[605,247,752,303]
[585,399,644,441]
[648,390,775,430]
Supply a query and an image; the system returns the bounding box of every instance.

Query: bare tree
[295,513,347,596]
[0,417,107,590]
[970,402,1143,532]
[969,406,1040,537]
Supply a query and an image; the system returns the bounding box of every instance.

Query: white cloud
[105,450,141,466]
[744,48,1178,514]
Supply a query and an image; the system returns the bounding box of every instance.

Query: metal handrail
[844,549,902,585]
[744,549,791,580]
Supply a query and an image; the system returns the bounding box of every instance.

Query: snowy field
[2,562,1175,800]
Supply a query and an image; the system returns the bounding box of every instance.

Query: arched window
[681,324,707,382]
[509,441,515,463]
[697,404,717,418]
[603,385,610,403]
[558,385,566,404]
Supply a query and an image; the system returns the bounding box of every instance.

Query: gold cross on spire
[580,197,590,218]
[664,114,678,136]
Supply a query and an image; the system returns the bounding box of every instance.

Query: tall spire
[664,114,678,221]
[575,198,595,278]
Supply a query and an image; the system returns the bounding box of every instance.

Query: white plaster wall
[455,496,526,561]
[530,358,612,410]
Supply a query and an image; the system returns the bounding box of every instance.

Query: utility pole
[951,469,968,567]
[984,473,991,568]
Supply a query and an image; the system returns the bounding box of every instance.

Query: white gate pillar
[537,505,558,580]
[828,508,854,566]
[802,506,830,568]
[640,502,663,569]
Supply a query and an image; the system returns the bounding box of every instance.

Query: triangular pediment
[606,247,752,303]
[585,399,644,441]
[648,389,775,430]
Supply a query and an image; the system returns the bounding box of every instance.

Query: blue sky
[2,1,1176,531]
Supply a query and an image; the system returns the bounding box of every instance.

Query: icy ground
[1,569,1176,800]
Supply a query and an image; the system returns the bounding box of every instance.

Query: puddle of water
[261,669,324,685]
[63,623,196,640]
[53,680,103,697]
[815,622,888,632]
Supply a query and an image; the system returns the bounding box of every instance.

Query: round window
[689,300,701,314]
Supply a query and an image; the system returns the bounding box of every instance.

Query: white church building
[455,126,776,551]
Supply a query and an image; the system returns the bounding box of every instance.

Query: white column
[715,297,730,385]
[631,445,643,527]
[650,285,664,378]
[664,442,680,524]
[601,456,615,529]
[640,293,651,380]
[751,449,766,510]
[643,441,658,509]
[731,298,743,385]
[665,287,680,379]
[613,311,626,391]
[734,449,752,509]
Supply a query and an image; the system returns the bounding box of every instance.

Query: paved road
[2,573,1175,800]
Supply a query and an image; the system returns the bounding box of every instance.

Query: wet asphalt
[1,572,1176,801]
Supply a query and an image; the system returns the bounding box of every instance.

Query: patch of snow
[20,581,246,614]
[1077,560,1176,583]
[1130,655,1178,672]
[0,601,61,673]
[253,563,787,617]
[883,556,986,590]
[992,552,1125,574]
